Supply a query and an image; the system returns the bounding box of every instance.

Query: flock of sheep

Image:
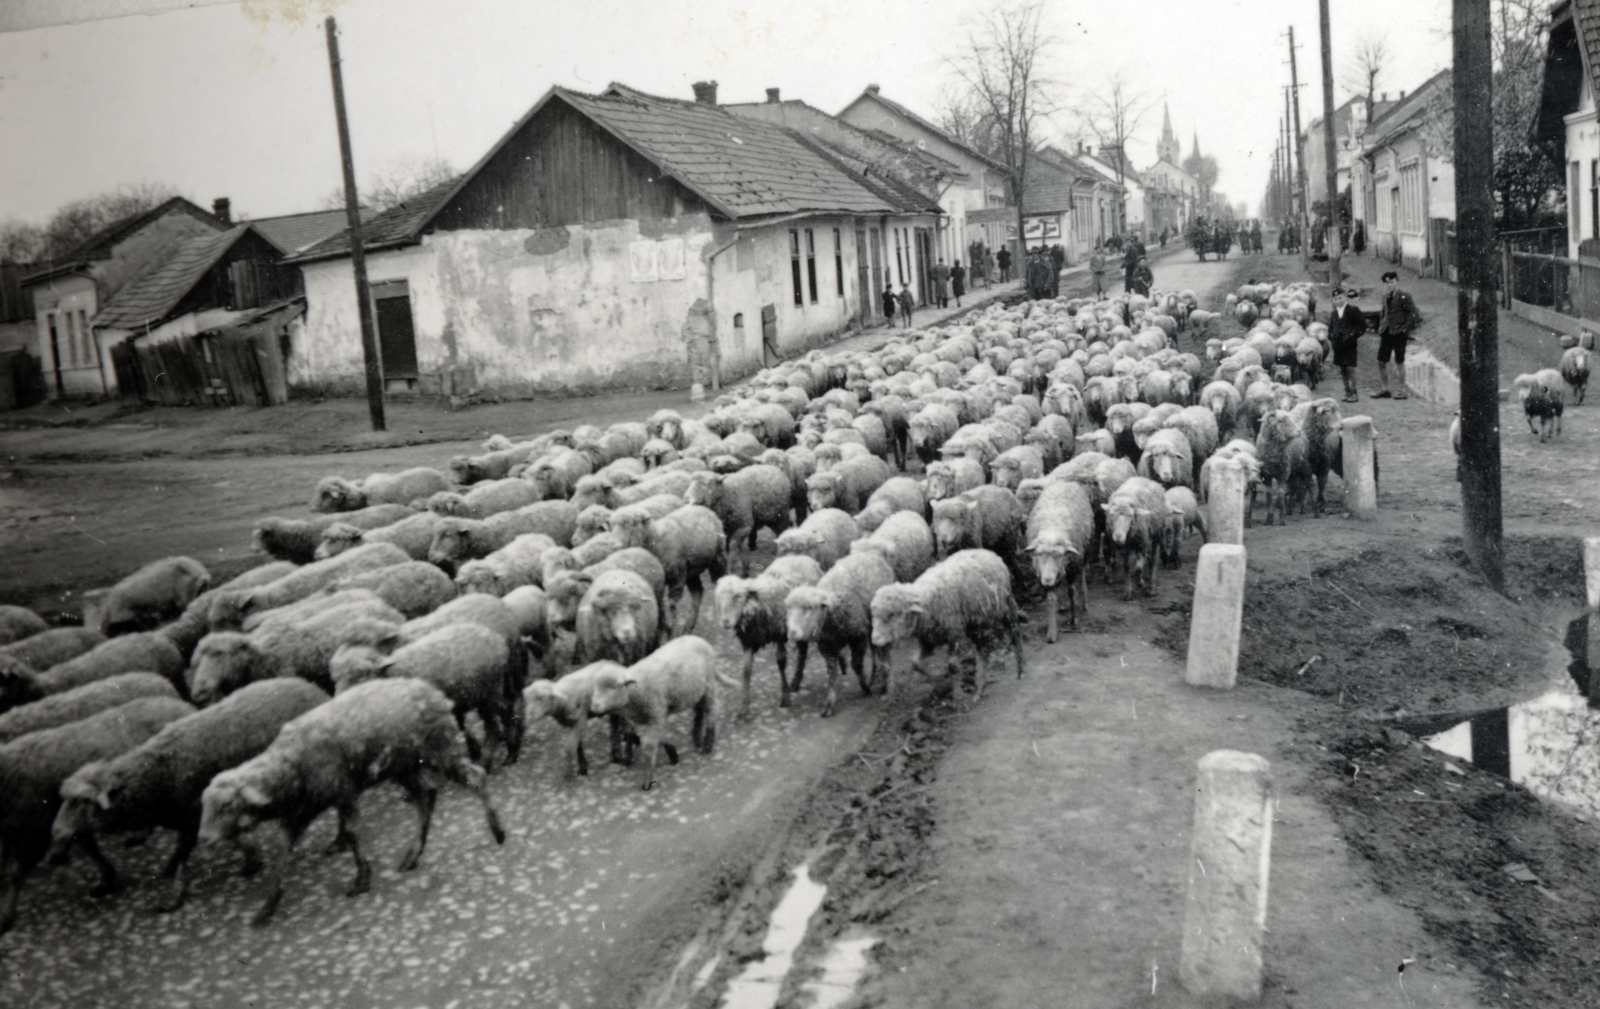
[0,275,1373,937]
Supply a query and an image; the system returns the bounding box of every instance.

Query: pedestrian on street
[930,258,951,308]
[1048,244,1064,298]
[881,283,897,324]
[1374,270,1420,399]
[951,259,966,307]
[1129,257,1153,297]
[1122,240,1139,292]
[897,284,915,329]
[996,245,1012,283]
[1327,286,1367,403]
[1089,243,1108,299]
[1026,248,1054,301]
[1250,219,1263,254]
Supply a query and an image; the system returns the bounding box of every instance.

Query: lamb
[869,549,1025,705]
[1,633,186,712]
[311,467,451,512]
[332,560,457,618]
[0,695,195,934]
[0,627,106,675]
[685,465,793,577]
[157,562,298,661]
[589,636,738,790]
[187,596,403,704]
[805,455,891,515]
[990,445,1046,492]
[426,500,579,573]
[1161,486,1208,568]
[1516,369,1566,442]
[522,663,635,778]
[1562,346,1591,404]
[608,504,727,635]
[47,679,328,913]
[1104,476,1166,599]
[453,532,555,598]
[774,508,860,571]
[785,551,896,717]
[93,557,211,635]
[0,673,177,746]
[848,510,936,584]
[524,448,594,501]
[315,511,443,561]
[1136,428,1195,490]
[331,623,520,767]
[0,606,47,647]
[427,477,541,520]
[1254,409,1314,524]
[209,542,410,630]
[1023,481,1096,641]
[253,504,414,564]
[714,555,823,715]
[198,677,504,923]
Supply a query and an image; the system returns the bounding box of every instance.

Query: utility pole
[325,16,385,432]
[1319,0,1342,291]
[1282,92,1294,229]
[1453,0,1503,592]
[1288,26,1310,269]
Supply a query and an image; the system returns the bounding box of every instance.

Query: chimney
[1399,89,1406,99]
[212,197,231,223]
[692,80,719,105]
[866,83,880,94]
[1381,92,1388,101]
[766,87,781,103]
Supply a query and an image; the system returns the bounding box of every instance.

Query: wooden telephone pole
[1319,0,1342,291]
[325,16,385,432]
[1287,27,1309,268]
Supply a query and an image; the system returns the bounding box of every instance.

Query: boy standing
[1327,287,1366,403]
[1374,270,1420,399]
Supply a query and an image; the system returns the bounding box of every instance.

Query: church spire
[1157,103,1179,164]
[1191,131,1202,160]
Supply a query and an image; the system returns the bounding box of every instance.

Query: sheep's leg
[59,830,117,898]
[334,802,374,896]
[681,581,706,636]
[153,823,200,913]
[567,723,589,778]
[850,640,871,698]
[448,756,507,846]
[503,694,525,766]
[774,643,791,709]
[696,694,718,755]
[741,647,758,719]
[392,777,434,873]
[1046,588,1059,643]
[869,643,893,698]
[791,640,809,696]
[664,583,685,638]
[250,823,295,925]
[640,731,661,790]
[821,650,845,718]
[609,713,634,766]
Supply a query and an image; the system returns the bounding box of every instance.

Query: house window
[1574,162,1585,236]
[833,228,844,296]
[1398,161,1422,233]
[805,228,818,303]
[1591,160,1597,239]
[893,229,905,284]
[78,309,92,368]
[790,229,803,307]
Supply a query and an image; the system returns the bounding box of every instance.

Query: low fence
[1505,248,1600,336]
[110,330,286,407]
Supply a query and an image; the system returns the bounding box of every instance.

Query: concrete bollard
[1341,416,1377,520]
[1206,458,1247,546]
[1179,750,1274,1001]
[1585,537,1600,611]
[1184,544,1246,689]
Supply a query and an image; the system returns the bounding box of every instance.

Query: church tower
[1191,131,1202,161]
[1157,104,1180,165]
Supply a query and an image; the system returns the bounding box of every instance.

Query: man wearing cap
[1327,287,1367,403]
[1375,270,1420,398]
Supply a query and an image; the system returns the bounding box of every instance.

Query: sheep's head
[570,475,617,512]
[869,584,923,647]
[188,632,260,705]
[198,767,274,846]
[544,571,592,630]
[1014,479,1048,513]
[587,662,635,715]
[589,584,652,646]
[784,586,835,643]
[455,561,500,598]
[606,509,651,548]
[805,473,842,513]
[315,522,365,560]
[428,491,473,518]
[51,764,118,858]
[775,528,819,559]
[1026,532,1081,588]
[929,500,969,557]
[311,477,356,513]
[640,439,677,469]
[0,654,40,713]
[427,520,468,570]
[571,506,613,548]
[329,643,388,693]
[707,455,746,475]
[206,590,252,631]
[853,501,894,533]
[448,456,475,485]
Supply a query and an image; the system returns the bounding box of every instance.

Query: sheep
[1023,414,1076,473]
[0,627,106,675]
[735,401,798,449]
[589,636,738,790]
[1254,410,1314,525]
[0,606,47,647]
[157,562,298,662]
[187,597,404,704]
[1136,428,1195,490]
[426,500,578,574]
[1516,370,1566,442]
[209,542,410,630]
[311,467,451,512]
[714,554,823,715]
[197,677,504,923]
[922,459,984,508]
[47,679,329,913]
[1161,487,1208,569]
[572,470,695,512]
[253,504,414,564]
[910,403,961,465]
[331,624,520,768]
[1023,481,1096,641]
[990,445,1046,492]
[238,588,390,634]
[806,455,891,515]
[759,447,814,525]
[449,443,537,485]
[861,395,911,470]
[1104,476,1167,599]
[91,557,211,636]
[0,695,195,934]
[609,504,727,635]
[685,465,793,577]
[315,511,443,562]
[544,548,668,637]
[848,510,936,584]
[1562,346,1591,404]
[572,568,662,671]
[0,673,178,746]
[930,485,1028,584]
[1199,380,1243,442]
[1163,405,1220,481]
[869,549,1025,704]
[774,508,860,572]
[852,476,926,534]
[522,663,635,778]
[396,592,529,679]
[1287,398,1345,515]
[455,533,557,598]
[331,560,456,618]
[1,633,186,713]
[785,551,896,717]
[427,477,541,520]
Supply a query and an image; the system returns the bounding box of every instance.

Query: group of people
[1086,233,1152,299]
[1236,220,1265,254]
[1326,270,1421,402]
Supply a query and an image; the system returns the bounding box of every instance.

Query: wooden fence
[110,330,286,407]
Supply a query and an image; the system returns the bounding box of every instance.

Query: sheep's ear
[907,602,927,616]
[95,785,116,811]
[240,784,271,808]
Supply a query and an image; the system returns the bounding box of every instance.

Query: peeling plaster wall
[29,274,105,398]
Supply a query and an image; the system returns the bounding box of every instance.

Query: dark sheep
[252,504,413,564]
[713,554,823,714]
[784,551,895,717]
[0,673,178,746]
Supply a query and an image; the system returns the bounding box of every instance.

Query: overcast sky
[0,0,1456,225]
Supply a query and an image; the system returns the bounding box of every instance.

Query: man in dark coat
[1375,270,1421,399]
[881,283,897,324]
[1026,248,1054,300]
[950,259,966,307]
[1327,287,1367,403]
[996,245,1012,282]
[1048,244,1065,298]
[930,259,951,308]
[1129,257,1153,297]
[1122,240,1139,292]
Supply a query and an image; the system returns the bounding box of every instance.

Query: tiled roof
[793,133,941,214]
[846,90,1010,173]
[855,128,965,177]
[1363,68,1453,143]
[93,225,250,331]
[1020,159,1078,214]
[22,197,226,285]
[249,208,368,255]
[1575,0,1600,122]
[289,178,461,263]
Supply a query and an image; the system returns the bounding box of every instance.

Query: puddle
[799,929,881,1009]
[1419,612,1600,819]
[721,862,829,1009]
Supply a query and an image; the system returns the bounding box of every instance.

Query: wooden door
[374,293,418,379]
[855,225,871,325]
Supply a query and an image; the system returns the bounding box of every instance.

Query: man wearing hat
[1375,270,1421,398]
[1327,286,1367,403]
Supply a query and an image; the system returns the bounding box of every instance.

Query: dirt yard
[2,245,1597,1008]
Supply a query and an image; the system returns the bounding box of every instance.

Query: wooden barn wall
[431,100,705,231]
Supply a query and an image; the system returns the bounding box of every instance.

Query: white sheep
[311,467,451,512]
[92,557,211,635]
[1024,481,1096,641]
[589,636,738,790]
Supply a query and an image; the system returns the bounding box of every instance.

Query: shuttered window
[833,228,844,296]
[790,229,802,307]
[805,228,818,303]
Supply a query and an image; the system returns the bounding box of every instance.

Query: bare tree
[319,155,457,214]
[0,220,46,265]
[30,182,184,263]
[1077,72,1155,189]
[945,0,1062,260]
[1343,32,1391,108]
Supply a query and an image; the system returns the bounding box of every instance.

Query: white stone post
[1341,415,1377,520]
[1185,544,1246,689]
[1207,458,1247,546]
[1584,537,1600,611]
[1179,750,1274,1001]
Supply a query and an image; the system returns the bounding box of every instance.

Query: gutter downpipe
[706,233,741,392]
